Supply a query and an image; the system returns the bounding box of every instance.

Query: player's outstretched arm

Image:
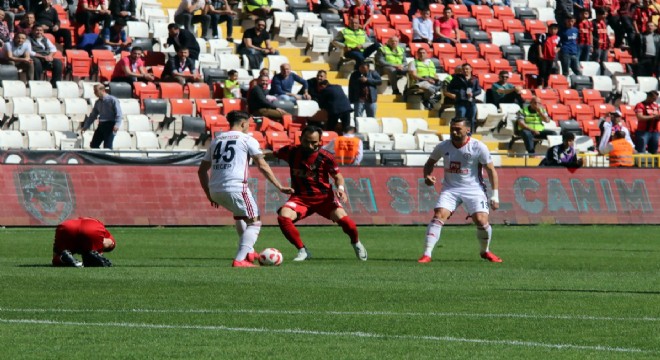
[261,149,278,161]
[197,160,219,208]
[485,162,499,210]
[254,155,294,194]
[331,172,348,203]
[423,158,437,186]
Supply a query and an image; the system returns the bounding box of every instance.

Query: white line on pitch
[0,318,651,354]
[0,307,657,322]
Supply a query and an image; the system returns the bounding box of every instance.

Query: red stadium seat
[525,20,547,37]
[455,43,478,60]
[546,103,572,122]
[489,58,512,73]
[442,58,462,73]
[134,82,159,102]
[196,99,221,117]
[493,5,515,21]
[559,89,581,106]
[389,14,411,28]
[398,28,413,44]
[409,42,432,57]
[159,83,184,99]
[502,19,524,33]
[447,4,469,18]
[186,83,211,99]
[369,14,389,29]
[619,104,636,122]
[150,65,165,80]
[479,43,502,60]
[507,73,524,87]
[466,58,489,76]
[570,103,595,122]
[203,113,229,131]
[98,65,115,83]
[433,42,457,59]
[265,130,291,151]
[613,48,633,65]
[478,73,498,90]
[519,89,534,103]
[479,18,504,32]
[581,119,601,137]
[65,49,92,80]
[221,98,245,115]
[247,131,266,148]
[593,103,616,118]
[515,59,539,78]
[547,74,570,90]
[471,5,493,20]
[582,89,605,106]
[375,27,398,43]
[535,88,559,105]
[429,3,444,18]
[321,131,338,145]
[170,99,194,116]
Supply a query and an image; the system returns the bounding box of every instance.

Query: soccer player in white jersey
[198,111,294,267]
[418,117,503,263]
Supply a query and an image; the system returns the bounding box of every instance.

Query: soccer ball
[259,248,283,266]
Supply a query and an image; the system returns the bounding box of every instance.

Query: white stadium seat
[56,81,81,99]
[415,133,440,151]
[381,117,404,135]
[637,77,659,93]
[392,133,417,150]
[64,98,90,123]
[36,98,63,115]
[296,100,320,117]
[127,115,153,132]
[0,130,25,149]
[127,21,150,38]
[579,61,601,77]
[404,150,429,166]
[356,117,381,133]
[29,81,54,98]
[27,130,54,150]
[405,118,429,134]
[45,114,73,132]
[367,132,393,150]
[112,131,134,150]
[17,114,43,131]
[267,55,290,74]
[119,99,141,116]
[135,131,161,150]
[10,97,36,115]
[2,80,27,97]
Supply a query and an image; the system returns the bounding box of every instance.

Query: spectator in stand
[244,0,274,19]
[631,21,660,77]
[82,84,123,149]
[94,18,130,53]
[111,46,155,84]
[413,9,434,45]
[322,126,364,166]
[598,111,634,152]
[204,0,236,41]
[434,7,460,44]
[633,0,653,33]
[614,0,636,47]
[320,0,348,14]
[573,0,589,18]
[14,12,35,36]
[540,132,584,167]
[448,62,481,131]
[592,8,611,72]
[577,9,593,61]
[29,25,63,87]
[515,97,558,154]
[299,70,326,101]
[162,47,202,85]
[165,23,201,61]
[35,0,73,50]
[438,65,462,117]
[174,0,212,39]
[76,0,112,33]
[633,90,660,154]
[407,48,441,110]
[237,19,278,69]
[0,33,34,81]
[347,0,373,31]
[408,0,430,20]
[222,70,242,98]
[270,63,310,103]
[248,75,288,120]
[556,0,574,30]
[376,36,406,95]
[488,70,523,107]
[0,10,9,48]
[317,80,353,133]
[109,0,137,22]
[332,17,381,70]
[538,23,560,88]
[559,16,582,76]
[600,130,635,166]
[0,0,25,33]
[349,62,381,118]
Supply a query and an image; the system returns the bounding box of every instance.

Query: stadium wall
[1,165,658,226]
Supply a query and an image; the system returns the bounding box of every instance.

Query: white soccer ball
[259,248,283,266]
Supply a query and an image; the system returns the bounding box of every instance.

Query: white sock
[424,218,444,257]
[235,219,247,247]
[235,221,261,261]
[477,223,492,253]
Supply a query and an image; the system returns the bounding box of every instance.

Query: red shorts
[280,194,343,221]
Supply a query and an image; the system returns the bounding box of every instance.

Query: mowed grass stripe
[1,307,659,322]
[0,318,652,354]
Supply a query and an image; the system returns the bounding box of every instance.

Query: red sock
[337,216,359,244]
[277,216,305,249]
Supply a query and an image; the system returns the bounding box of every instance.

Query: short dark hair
[177,47,189,52]
[344,126,357,133]
[317,70,327,76]
[498,70,509,76]
[227,111,250,127]
[168,23,180,30]
[131,46,143,52]
[562,132,576,142]
[647,90,659,97]
[228,69,238,76]
[549,23,559,29]
[595,8,606,15]
[301,125,323,139]
[450,117,471,127]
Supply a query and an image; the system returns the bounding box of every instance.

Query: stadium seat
[478,43,502,60]
[582,89,605,106]
[441,58,462,73]
[415,133,440,150]
[135,131,161,150]
[144,99,168,124]
[466,58,489,76]
[111,131,134,150]
[133,82,159,102]
[490,31,511,47]
[570,75,593,91]
[36,98,63,115]
[296,100,320,118]
[355,117,381,133]
[547,75,570,90]
[368,133,393,151]
[479,73,498,90]
[392,133,417,150]
[109,82,133,99]
[27,131,54,149]
[17,114,43,131]
[623,90,646,106]
[405,118,429,134]
[2,80,27,97]
[447,4,469,18]
[10,98,36,116]
[217,54,243,71]
[203,113,229,132]
[580,61,601,77]
[455,43,478,59]
[56,81,81,99]
[558,89,581,106]
[432,43,456,59]
[247,131,266,149]
[602,62,625,76]
[159,83,184,99]
[593,103,616,118]
[195,99,221,117]
[320,131,338,146]
[64,98,89,123]
[570,103,595,122]
[613,48,633,65]
[0,130,24,149]
[28,81,54,99]
[535,88,559,105]
[409,43,432,57]
[265,130,291,151]
[489,58,512,74]
[546,103,572,122]
[0,65,19,83]
[119,99,141,116]
[493,5,515,20]
[45,114,73,132]
[221,98,245,115]
[476,103,505,131]
[471,5,493,20]
[381,117,404,135]
[186,83,212,99]
[637,77,659,93]
[170,99,195,117]
[127,115,153,133]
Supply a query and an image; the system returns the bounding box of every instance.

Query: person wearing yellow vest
[407,47,440,110]
[376,36,406,95]
[540,132,583,167]
[244,0,273,19]
[332,17,381,70]
[601,130,635,167]
[323,126,364,165]
[515,96,558,154]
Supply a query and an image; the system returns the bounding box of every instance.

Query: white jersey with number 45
[429,137,492,191]
[203,131,262,193]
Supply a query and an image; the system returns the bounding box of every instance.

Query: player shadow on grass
[501,288,660,295]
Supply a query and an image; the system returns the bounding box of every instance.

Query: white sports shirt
[429,137,492,190]
[203,131,262,193]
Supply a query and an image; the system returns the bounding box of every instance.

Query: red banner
[1,165,658,226]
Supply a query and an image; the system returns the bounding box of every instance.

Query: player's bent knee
[245,216,261,224]
[278,207,298,220]
[330,208,348,222]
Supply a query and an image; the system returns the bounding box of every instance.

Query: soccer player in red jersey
[52,217,116,267]
[264,126,367,261]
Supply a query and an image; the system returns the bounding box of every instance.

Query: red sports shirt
[275,145,339,196]
[578,19,593,45]
[53,217,114,255]
[634,101,660,132]
[593,18,610,50]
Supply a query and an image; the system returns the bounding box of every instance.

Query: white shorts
[211,190,259,219]
[436,187,489,216]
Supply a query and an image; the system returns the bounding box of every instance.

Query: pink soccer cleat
[246,251,260,263]
[418,255,432,263]
[480,252,503,263]
[232,260,257,267]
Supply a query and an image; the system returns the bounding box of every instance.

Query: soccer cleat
[246,251,260,263]
[418,255,432,263]
[352,242,368,261]
[292,247,311,261]
[60,250,83,268]
[480,252,503,263]
[232,260,257,267]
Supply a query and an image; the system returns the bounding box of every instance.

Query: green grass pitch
[1,225,659,359]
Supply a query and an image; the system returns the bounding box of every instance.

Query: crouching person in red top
[52,217,115,267]
[264,126,368,262]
